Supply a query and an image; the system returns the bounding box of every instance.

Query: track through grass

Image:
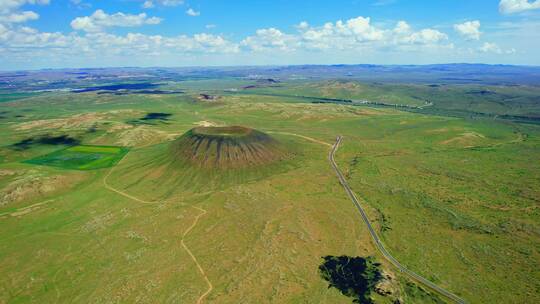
[102,153,213,303]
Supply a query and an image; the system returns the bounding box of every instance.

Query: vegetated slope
[108,126,297,197]
[170,126,288,169]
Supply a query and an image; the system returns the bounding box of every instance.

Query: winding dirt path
[0,199,54,218]
[181,206,213,304]
[103,169,158,205]
[102,163,213,303]
[266,131,332,147]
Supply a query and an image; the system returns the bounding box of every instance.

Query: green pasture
[0,78,539,304]
[24,145,129,170]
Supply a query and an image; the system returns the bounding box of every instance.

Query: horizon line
[2,62,540,73]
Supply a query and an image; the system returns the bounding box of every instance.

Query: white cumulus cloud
[143,0,183,7]
[193,33,238,52]
[391,21,448,45]
[159,0,183,6]
[479,42,516,54]
[454,20,481,40]
[499,0,540,14]
[0,26,239,68]
[399,28,448,44]
[5,11,527,68]
[71,9,162,32]
[299,16,385,50]
[142,1,154,9]
[0,0,49,14]
[241,28,298,51]
[186,8,200,16]
[0,0,47,31]
[241,17,449,53]
[3,10,39,23]
[296,21,309,30]
[393,21,411,34]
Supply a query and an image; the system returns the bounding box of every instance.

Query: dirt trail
[0,200,54,217]
[181,206,213,304]
[103,167,158,205]
[102,162,212,303]
[266,131,332,147]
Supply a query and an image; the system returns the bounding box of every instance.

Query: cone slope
[170,126,288,169]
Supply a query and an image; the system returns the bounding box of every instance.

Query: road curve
[329,136,466,304]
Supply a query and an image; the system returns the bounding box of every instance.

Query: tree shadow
[319,255,382,304]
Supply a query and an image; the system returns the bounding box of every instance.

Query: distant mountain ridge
[2,63,540,86]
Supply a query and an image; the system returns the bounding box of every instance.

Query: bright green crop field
[0,79,539,304]
[25,145,129,170]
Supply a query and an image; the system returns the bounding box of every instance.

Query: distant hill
[2,64,540,88]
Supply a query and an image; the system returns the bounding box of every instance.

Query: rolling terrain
[0,68,539,303]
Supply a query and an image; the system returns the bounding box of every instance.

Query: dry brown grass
[14,110,143,131]
[0,170,84,207]
[115,126,170,147]
[440,131,486,147]
[222,100,385,121]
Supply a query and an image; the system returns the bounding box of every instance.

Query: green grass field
[0,92,43,103]
[240,80,540,121]
[25,145,129,170]
[0,79,538,303]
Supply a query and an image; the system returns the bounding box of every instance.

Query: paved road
[329,136,466,304]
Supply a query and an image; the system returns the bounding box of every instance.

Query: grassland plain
[0,85,538,303]
[331,116,540,303]
[240,80,540,120]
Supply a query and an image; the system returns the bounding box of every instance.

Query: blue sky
[0,0,539,70]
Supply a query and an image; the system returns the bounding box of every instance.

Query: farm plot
[25,145,129,170]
